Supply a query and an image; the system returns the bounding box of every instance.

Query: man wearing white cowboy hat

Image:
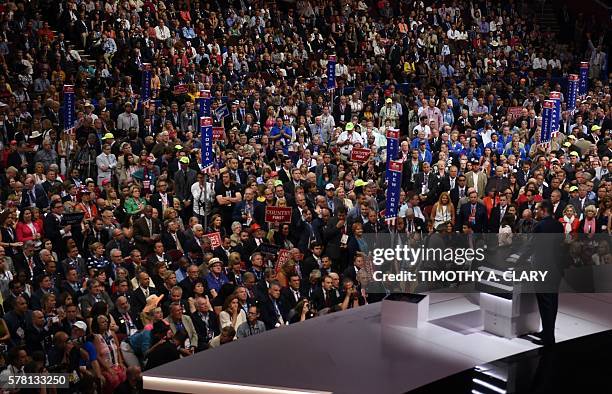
[205,257,229,294]
[83,101,98,122]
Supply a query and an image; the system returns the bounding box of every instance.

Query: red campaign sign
[386,128,400,139]
[173,84,189,95]
[274,249,290,272]
[200,90,211,98]
[568,74,579,81]
[388,160,403,172]
[212,127,225,141]
[550,91,561,99]
[543,100,555,109]
[200,117,212,127]
[63,85,74,94]
[142,63,151,71]
[204,232,222,249]
[351,147,371,162]
[507,107,523,119]
[265,206,293,223]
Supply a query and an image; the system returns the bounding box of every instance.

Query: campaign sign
[200,117,214,169]
[549,91,561,133]
[212,127,225,141]
[540,100,554,145]
[567,74,579,112]
[275,249,290,272]
[141,63,152,102]
[63,85,75,131]
[579,62,589,97]
[265,206,293,223]
[204,232,222,249]
[351,147,371,162]
[173,84,189,95]
[327,55,336,90]
[385,160,403,220]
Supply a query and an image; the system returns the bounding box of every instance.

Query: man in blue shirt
[270,117,292,153]
[205,257,229,294]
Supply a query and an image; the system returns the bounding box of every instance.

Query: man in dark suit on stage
[523,200,564,346]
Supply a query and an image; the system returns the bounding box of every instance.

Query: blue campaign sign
[579,62,589,97]
[549,91,561,133]
[385,128,400,167]
[63,85,75,131]
[141,63,152,102]
[200,116,214,169]
[540,100,554,146]
[327,55,336,90]
[567,74,579,112]
[197,91,211,118]
[385,160,403,220]
[215,103,229,120]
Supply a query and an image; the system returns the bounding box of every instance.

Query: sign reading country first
[265,207,293,223]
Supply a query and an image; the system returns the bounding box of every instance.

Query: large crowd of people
[0,0,609,392]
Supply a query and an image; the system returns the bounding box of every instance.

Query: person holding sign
[337,122,363,158]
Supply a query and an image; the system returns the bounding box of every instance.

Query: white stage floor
[143,293,612,394]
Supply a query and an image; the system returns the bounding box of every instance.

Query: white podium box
[477,267,540,338]
[381,293,429,328]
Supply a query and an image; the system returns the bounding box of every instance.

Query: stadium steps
[52,30,97,67]
[537,3,561,34]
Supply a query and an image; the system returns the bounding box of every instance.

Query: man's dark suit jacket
[310,287,341,311]
[456,202,488,233]
[485,176,510,195]
[111,308,143,338]
[60,280,86,301]
[20,185,49,210]
[161,230,188,252]
[259,296,289,330]
[13,253,42,278]
[412,172,438,204]
[322,217,346,271]
[190,311,220,350]
[231,200,266,226]
[401,160,423,191]
[281,286,306,311]
[149,192,174,216]
[551,201,567,220]
[130,286,158,315]
[450,186,468,208]
[174,168,197,202]
[43,213,66,257]
[133,216,161,256]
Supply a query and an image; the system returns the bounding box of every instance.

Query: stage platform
[143,293,612,394]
